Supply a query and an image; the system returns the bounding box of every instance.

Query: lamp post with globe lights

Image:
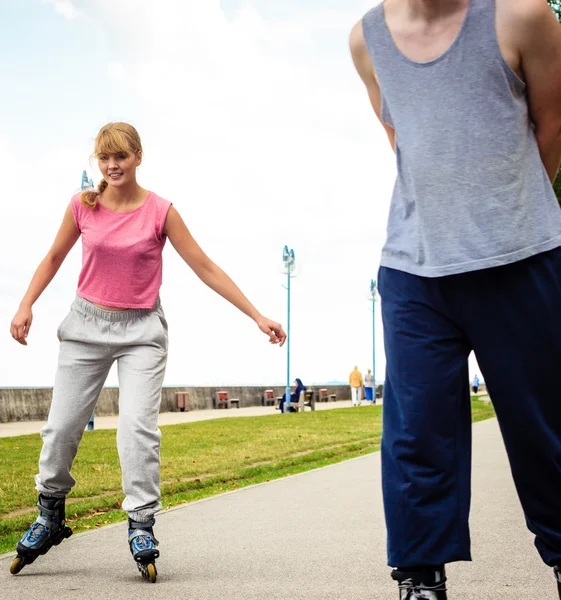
[281,246,299,412]
[367,279,378,403]
[81,171,96,430]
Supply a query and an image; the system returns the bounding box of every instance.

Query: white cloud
[41,0,77,20]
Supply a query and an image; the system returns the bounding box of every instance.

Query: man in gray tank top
[350,0,561,598]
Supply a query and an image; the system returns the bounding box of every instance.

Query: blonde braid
[80,178,107,209]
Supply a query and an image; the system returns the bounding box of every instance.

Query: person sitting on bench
[279,378,306,413]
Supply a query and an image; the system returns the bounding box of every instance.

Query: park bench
[214,390,240,409]
[375,385,383,400]
[175,391,189,412]
[318,388,337,402]
[304,389,315,411]
[289,390,315,412]
[263,389,282,407]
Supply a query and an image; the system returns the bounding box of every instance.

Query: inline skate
[391,566,447,599]
[10,494,72,575]
[129,518,159,583]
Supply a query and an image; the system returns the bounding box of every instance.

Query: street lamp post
[368,279,378,404]
[81,171,96,431]
[81,170,94,192]
[282,246,297,412]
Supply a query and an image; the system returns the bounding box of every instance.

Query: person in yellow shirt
[349,366,364,406]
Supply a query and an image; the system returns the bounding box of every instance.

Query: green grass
[0,399,495,555]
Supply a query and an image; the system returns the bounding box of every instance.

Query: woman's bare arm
[164,206,286,345]
[10,204,80,345]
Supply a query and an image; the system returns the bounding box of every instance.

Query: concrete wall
[0,385,354,423]
[0,382,488,423]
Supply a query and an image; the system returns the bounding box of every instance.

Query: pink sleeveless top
[71,191,172,308]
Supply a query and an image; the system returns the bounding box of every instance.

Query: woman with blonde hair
[9,122,286,582]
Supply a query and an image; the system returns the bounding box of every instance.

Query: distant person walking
[8,122,286,582]
[349,366,364,406]
[472,375,480,395]
[364,369,375,403]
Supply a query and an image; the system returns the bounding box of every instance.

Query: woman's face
[98,150,141,189]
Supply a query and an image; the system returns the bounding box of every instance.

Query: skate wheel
[10,557,23,575]
[146,563,157,583]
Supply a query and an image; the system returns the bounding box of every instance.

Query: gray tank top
[363,0,561,277]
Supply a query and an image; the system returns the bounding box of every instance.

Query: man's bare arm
[349,20,396,152]
[515,0,561,182]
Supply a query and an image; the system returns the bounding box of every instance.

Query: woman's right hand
[10,305,33,345]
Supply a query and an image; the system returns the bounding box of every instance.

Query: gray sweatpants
[35,296,168,522]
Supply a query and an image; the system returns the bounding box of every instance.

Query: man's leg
[379,267,472,568]
[451,249,561,567]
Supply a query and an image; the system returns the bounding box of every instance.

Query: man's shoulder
[498,0,554,32]
[350,3,384,50]
[350,18,366,56]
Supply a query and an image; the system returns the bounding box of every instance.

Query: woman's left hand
[257,317,287,346]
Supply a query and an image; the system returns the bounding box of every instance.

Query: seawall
[0,385,354,423]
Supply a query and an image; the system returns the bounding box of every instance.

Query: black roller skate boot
[10,494,72,575]
[554,565,561,599]
[128,518,159,583]
[391,566,447,599]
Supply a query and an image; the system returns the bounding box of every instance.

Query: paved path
[0,418,555,599]
[0,399,370,438]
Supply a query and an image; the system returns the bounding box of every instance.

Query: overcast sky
[0,0,481,388]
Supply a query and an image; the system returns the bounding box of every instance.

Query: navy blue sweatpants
[379,247,561,568]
